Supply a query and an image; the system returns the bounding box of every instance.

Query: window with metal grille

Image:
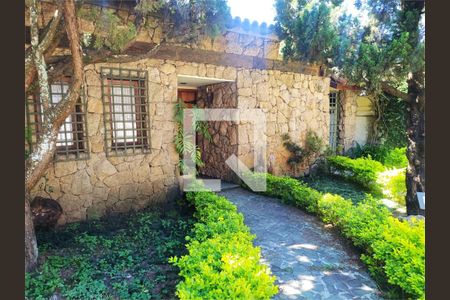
[329,92,339,151]
[100,67,150,156]
[25,81,89,161]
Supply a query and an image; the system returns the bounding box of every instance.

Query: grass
[300,175,370,204]
[26,202,194,300]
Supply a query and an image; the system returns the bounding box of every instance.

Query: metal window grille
[100,67,150,156]
[25,81,89,161]
[329,92,339,151]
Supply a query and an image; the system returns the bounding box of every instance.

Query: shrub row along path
[219,187,382,299]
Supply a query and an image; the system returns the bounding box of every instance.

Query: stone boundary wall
[30,56,330,223]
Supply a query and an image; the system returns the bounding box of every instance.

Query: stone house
[26,1,374,224]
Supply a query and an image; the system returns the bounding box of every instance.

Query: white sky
[227,0,361,25]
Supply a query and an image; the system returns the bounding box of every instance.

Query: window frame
[26,78,89,161]
[106,79,148,149]
[100,67,150,157]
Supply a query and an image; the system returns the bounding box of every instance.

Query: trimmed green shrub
[170,191,278,299]
[383,170,407,205]
[349,143,408,169]
[384,147,408,169]
[242,173,425,299]
[327,155,385,192]
[244,173,321,213]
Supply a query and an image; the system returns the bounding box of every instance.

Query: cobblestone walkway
[219,187,382,300]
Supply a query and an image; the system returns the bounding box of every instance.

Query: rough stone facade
[30,58,330,222]
[336,89,375,152]
[27,2,336,223]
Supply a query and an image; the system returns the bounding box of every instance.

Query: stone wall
[236,70,331,176]
[27,2,281,61]
[196,82,239,183]
[30,56,331,223]
[31,59,183,224]
[337,90,358,152]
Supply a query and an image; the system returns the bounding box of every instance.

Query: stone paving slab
[219,187,382,300]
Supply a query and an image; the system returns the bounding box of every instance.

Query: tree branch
[381,82,409,101]
[25,0,84,192]
[25,2,63,92]
[29,0,51,119]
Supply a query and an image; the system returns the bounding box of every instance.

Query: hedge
[169,191,278,299]
[327,155,385,192]
[243,173,425,299]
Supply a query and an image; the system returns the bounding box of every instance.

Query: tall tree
[275,0,425,215]
[25,0,83,271]
[25,0,231,271]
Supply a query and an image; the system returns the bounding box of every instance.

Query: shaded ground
[300,175,369,204]
[26,203,193,300]
[219,187,382,300]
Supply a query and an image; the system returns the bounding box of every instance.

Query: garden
[26,143,424,299]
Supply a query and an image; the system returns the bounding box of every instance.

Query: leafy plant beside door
[174,98,211,174]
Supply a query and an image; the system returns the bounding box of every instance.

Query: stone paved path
[219,187,382,300]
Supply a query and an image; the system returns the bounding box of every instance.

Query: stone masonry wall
[30,58,330,223]
[236,70,331,176]
[196,82,239,183]
[338,90,358,152]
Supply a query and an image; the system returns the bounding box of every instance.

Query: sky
[227,0,361,25]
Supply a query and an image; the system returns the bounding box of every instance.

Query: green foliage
[135,0,231,40]
[327,155,385,192]
[380,170,406,205]
[170,191,278,299]
[349,144,408,169]
[379,94,408,148]
[301,175,369,204]
[174,99,211,174]
[281,130,323,170]
[384,147,408,168]
[242,173,425,299]
[26,208,193,299]
[275,0,341,65]
[78,7,137,53]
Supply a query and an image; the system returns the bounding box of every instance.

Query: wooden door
[178,89,197,108]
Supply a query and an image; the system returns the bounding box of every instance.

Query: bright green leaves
[170,191,278,299]
[242,172,425,299]
[327,155,385,192]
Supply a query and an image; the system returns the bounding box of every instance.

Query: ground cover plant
[170,191,278,299]
[242,173,425,299]
[301,175,369,204]
[327,152,407,207]
[25,205,194,300]
[327,155,385,194]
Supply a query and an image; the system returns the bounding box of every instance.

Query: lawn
[300,175,370,204]
[26,203,194,300]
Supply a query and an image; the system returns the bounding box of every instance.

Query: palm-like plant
[174,99,211,174]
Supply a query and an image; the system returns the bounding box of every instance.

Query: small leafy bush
[170,191,278,299]
[242,173,425,299]
[349,143,408,169]
[327,155,385,192]
[384,147,408,169]
[383,170,407,205]
[245,173,321,213]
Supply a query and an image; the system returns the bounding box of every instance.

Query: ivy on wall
[379,93,408,148]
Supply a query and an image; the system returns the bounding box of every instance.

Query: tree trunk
[25,194,38,272]
[405,71,425,215]
[25,0,83,271]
